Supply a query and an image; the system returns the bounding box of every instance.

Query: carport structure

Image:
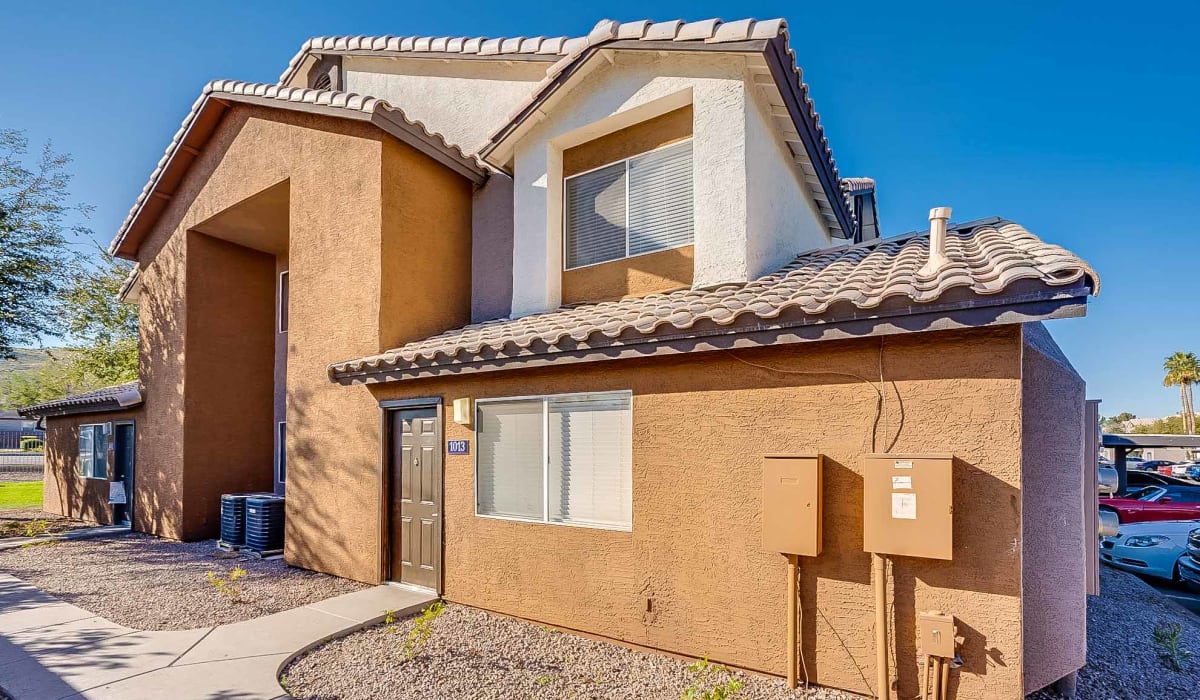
[1103,433,1200,493]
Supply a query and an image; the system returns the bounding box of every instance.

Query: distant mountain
[0,348,66,376]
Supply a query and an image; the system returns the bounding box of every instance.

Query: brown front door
[389,407,441,590]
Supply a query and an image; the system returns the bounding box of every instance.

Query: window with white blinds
[475,391,633,530]
[563,139,693,269]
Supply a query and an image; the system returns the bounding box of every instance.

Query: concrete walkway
[0,573,435,699]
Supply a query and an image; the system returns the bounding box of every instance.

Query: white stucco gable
[507,50,830,318]
[342,57,550,154]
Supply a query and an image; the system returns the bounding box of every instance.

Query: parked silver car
[1101,519,1198,581]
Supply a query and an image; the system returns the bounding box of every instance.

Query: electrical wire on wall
[726,337,910,699]
[724,336,905,454]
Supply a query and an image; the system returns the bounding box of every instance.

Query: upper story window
[563,139,693,270]
[278,271,289,334]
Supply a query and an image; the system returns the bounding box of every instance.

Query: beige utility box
[761,455,823,557]
[918,611,957,658]
[863,453,953,560]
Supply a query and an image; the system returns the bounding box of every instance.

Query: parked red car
[1100,485,1200,523]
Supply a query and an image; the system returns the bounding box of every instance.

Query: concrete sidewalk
[0,573,435,699]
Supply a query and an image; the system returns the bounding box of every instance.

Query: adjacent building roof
[279,34,574,85]
[475,18,859,239]
[329,218,1099,383]
[18,382,143,419]
[108,80,487,259]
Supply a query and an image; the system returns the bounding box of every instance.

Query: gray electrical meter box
[863,453,953,560]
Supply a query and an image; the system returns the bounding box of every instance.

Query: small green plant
[1153,621,1192,671]
[23,519,49,538]
[539,624,558,634]
[536,674,554,686]
[401,601,446,660]
[382,608,401,634]
[205,565,248,603]
[681,657,744,700]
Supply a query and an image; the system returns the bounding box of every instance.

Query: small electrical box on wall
[863,453,953,560]
[762,455,823,556]
[918,611,957,658]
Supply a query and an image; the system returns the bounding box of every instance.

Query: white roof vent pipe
[918,206,953,277]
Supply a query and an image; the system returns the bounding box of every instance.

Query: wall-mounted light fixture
[452,397,473,426]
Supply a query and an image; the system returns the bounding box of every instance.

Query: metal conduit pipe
[873,552,889,699]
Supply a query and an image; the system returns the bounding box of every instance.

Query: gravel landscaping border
[283,603,864,700]
[1028,565,1200,698]
[0,509,94,539]
[0,532,367,630]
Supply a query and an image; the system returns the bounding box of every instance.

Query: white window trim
[473,390,634,532]
[277,270,289,334]
[561,138,694,272]
[78,422,111,481]
[276,421,286,484]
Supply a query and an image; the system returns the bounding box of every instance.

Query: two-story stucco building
[22,18,1100,699]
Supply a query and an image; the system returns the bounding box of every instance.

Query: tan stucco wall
[562,245,695,304]
[360,326,1027,698]
[132,105,471,559]
[180,232,277,537]
[1019,322,1087,693]
[42,409,141,526]
[560,105,695,305]
[562,105,693,177]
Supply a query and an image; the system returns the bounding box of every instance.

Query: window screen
[564,140,693,269]
[475,392,632,530]
[78,423,110,479]
[476,400,544,520]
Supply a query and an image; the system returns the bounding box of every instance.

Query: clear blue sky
[3,1,1197,417]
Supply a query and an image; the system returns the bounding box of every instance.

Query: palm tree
[1163,352,1200,435]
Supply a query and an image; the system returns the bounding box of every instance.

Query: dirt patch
[283,603,863,700]
[1028,565,1200,698]
[0,533,367,630]
[0,508,93,539]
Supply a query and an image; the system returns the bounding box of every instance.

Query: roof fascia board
[111,97,231,260]
[335,49,561,63]
[218,92,487,182]
[481,43,770,169]
[762,35,856,239]
[370,111,488,183]
[332,289,1090,384]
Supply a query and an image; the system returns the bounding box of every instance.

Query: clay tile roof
[19,381,142,418]
[278,32,575,84]
[329,219,1099,381]
[108,80,486,259]
[476,18,857,240]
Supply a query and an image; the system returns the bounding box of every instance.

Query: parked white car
[1101,520,1198,581]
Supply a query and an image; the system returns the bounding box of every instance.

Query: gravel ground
[1028,565,1200,699]
[0,509,93,539]
[0,533,366,630]
[284,604,863,700]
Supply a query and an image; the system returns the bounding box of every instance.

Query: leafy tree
[1130,415,1188,435]
[1101,411,1137,433]
[58,251,137,385]
[0,129,90,359]
[1163,352,1200,435]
